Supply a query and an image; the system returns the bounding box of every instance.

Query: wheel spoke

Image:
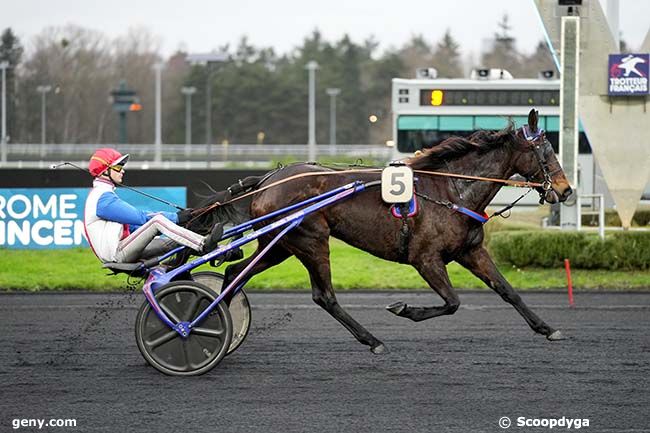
[181,340,190,370]
[146,330,177,349]
[192,327,225,339]
[159,302,181,323]
[184,293,204,321]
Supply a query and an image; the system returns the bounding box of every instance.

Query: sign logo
[0,187,186,249]
[608,53,649,95]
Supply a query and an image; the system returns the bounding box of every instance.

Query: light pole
[607,0,620,51]
[186,52,227,168]
[153,63,163,164]
[36,85,52,146]
[181,86,196,154]
[326,88,340,154]
[1,60,9,164]
[305,61,319,161]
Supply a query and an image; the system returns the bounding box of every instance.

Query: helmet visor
[110,154,129,172]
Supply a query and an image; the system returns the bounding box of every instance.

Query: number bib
[381,165,414,203]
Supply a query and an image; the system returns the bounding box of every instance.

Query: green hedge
[488,231,650,270]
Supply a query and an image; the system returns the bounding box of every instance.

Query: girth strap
[397,202,411,261]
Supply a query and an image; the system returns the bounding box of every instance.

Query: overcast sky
[3,0,649,60]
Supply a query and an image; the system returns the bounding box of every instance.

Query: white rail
[577,194,605,240]
[3,143,393,165]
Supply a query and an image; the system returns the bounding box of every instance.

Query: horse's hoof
[547,330,566,341]
[386,301,406,316]
[370,344,387,354]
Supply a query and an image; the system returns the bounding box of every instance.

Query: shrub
[487,230,650,270]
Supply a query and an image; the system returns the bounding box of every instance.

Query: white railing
[577,194,605,239]
[3,143,394,167]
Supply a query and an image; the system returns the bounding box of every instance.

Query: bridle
[520,125,561,198]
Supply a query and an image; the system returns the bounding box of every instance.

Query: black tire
[135,281,232,376]
[192,271,251,356]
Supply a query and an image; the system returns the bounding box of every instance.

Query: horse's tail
[185,167,289,236]
[186,182,250,235]
[163,176,263,268]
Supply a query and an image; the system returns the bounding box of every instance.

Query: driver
[83,148,222,263]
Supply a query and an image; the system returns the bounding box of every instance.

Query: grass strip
[1,240,649,291]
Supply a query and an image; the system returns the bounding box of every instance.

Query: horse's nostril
[563,187,573,199]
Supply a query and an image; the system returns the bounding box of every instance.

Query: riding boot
[200,223,224,255]
[223,247,244,262]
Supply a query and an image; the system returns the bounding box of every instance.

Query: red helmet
[88,148,130,177]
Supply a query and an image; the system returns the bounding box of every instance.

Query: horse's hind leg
[286,228,386,353]
[386,257,461,322]
[456,246,564,340]
[221,244,292,303]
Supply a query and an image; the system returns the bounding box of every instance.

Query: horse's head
[512,109,573,204]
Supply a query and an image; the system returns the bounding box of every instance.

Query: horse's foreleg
[386,258,460,322]
[456,246,564,340]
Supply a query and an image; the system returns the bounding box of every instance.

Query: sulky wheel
[192,271,251,356]
[135,281,232,376]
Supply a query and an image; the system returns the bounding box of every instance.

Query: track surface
[1,291,649,432]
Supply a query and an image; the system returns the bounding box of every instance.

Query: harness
[388,126,555,225]
[412,191,490,224]
[390,196,418,219]
[389,192,420,260]
[190,126,557,259]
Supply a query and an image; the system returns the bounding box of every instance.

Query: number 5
[381,165,413,203]
[390,172,406,195]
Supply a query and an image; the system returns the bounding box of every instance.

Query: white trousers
[114,215,204,263]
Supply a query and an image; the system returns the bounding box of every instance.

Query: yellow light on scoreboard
[430,89,444,106]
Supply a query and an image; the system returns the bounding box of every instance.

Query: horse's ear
[528,108,538,132]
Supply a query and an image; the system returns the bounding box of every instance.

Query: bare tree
[432,29,463,78]
[397,35,435,78]
[111,27,162,145]
[481,14,526,77]
[162,51,190,144]
[521,41,557,78]
[17,26,112,144]
[1,28,24,144]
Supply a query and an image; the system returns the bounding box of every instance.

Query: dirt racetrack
[1,291,649,432]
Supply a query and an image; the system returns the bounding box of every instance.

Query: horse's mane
[407,124,521,170]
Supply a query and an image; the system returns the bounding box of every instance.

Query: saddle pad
[390,196,419,219]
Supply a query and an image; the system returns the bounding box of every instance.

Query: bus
[390,69,595,206]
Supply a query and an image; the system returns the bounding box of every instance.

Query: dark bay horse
[197,110,572,354]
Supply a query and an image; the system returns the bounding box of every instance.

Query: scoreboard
[419,89,559,106]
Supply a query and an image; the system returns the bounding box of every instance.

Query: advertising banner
[608,53,649,96]
[0,187,186,249]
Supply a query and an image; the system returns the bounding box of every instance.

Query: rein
[192,167,545,218]
[191,123,555,223]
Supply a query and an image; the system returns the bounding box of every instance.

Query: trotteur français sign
[608,53,649,96]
